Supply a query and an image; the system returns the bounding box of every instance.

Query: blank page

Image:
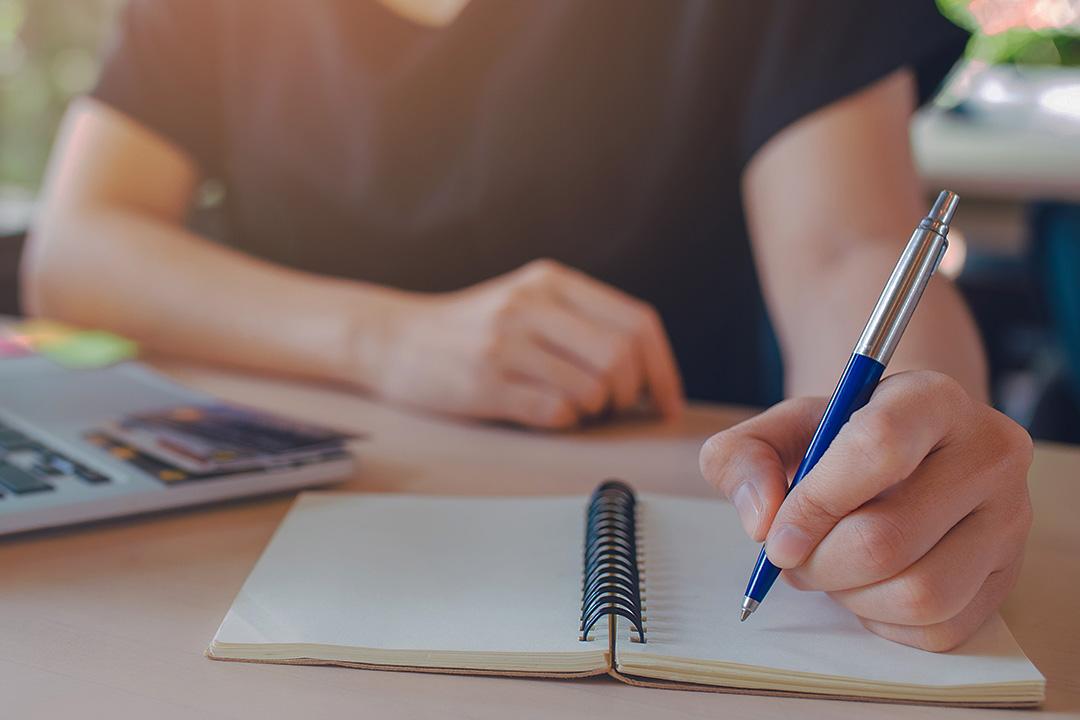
[619,496,1044,693]
[211,493,604,670]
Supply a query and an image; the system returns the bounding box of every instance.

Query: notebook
[208,481,1045,707]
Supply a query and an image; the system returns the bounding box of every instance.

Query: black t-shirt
[92,0,966,405]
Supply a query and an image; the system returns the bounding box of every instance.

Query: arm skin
[743,69,989,403]
[22,98,401,387]
[22,98,682,428]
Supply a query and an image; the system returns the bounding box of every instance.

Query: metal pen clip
[854,190,959,366]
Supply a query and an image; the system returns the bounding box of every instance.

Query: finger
[634,305,685,419]
[788,443,995,590]
[765,371,967,569]
[523,299,643,407]
[700,397,827,540]
[857,557,1023,652]
[478,379,578,430]
[501,339,608,416]
[550,267,683,418]
[563,344,644,414]
[822,503,1024,625]
[608,344,643,412]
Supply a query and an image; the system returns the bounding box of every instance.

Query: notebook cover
[607,668,1042,709]
[205,650,608,680]
[205,651,1040,708]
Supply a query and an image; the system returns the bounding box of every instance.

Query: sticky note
[36,330,139,368]
[0,337,33,358]
[10,319,78,346]
[10,319,139,368]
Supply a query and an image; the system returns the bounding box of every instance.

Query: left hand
[699,370,1034,652]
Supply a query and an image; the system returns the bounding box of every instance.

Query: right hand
[367,259,684,429]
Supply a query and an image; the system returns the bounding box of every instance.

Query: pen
[739,190,960,622]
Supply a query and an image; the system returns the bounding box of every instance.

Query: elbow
[20,212,86,322]
[20,226,56,319]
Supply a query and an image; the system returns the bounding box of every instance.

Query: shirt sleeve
[738,0,969,168]
[91,0,223,175]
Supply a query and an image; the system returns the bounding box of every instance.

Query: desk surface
[3,362,1078,719]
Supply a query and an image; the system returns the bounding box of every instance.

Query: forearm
[778,242,988,402]
[23,208,407,388]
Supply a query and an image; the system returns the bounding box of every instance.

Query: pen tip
[739,597,759,623]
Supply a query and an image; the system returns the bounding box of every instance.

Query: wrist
[334,284,424,393]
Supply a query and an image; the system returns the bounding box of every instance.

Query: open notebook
[208,482,1044,707]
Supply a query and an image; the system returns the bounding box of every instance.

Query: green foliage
[0,0,123,191]
[938,0,1080,66]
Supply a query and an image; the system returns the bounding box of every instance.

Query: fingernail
[766,524,813,568]
[732,482,762,538]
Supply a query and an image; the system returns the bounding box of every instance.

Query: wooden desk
[2,363,1078,719]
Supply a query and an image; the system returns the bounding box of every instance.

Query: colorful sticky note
[10,319,79,347]
[0,336,33,358]
[36,330,139,369]
[9,319,139,368]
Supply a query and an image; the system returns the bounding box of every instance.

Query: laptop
[0,356,354,535]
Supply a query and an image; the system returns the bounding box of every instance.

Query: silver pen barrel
[854,190,958,366]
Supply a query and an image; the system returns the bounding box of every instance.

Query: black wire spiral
[579,479,646,644]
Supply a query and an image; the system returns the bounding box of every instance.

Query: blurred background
[1,0,1079,442]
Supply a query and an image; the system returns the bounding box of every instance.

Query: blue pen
[739,190,960,622]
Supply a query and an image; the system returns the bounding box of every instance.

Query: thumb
[699,396,827,541]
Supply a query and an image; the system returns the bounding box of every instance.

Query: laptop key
[37,451,108,485]
[0,461,54,494]
[75,466,110,485]
[33,460,64,476]
[46,455,77,475]
[0,430,32,452]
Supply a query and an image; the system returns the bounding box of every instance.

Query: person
[22,0,1033,652]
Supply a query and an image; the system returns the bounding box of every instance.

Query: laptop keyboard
[0,421,110,498]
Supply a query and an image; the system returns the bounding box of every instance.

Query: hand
[367,259,684,429]
[699,371,1034,651]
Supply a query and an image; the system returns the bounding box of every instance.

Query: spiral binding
[579,479,646,644]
